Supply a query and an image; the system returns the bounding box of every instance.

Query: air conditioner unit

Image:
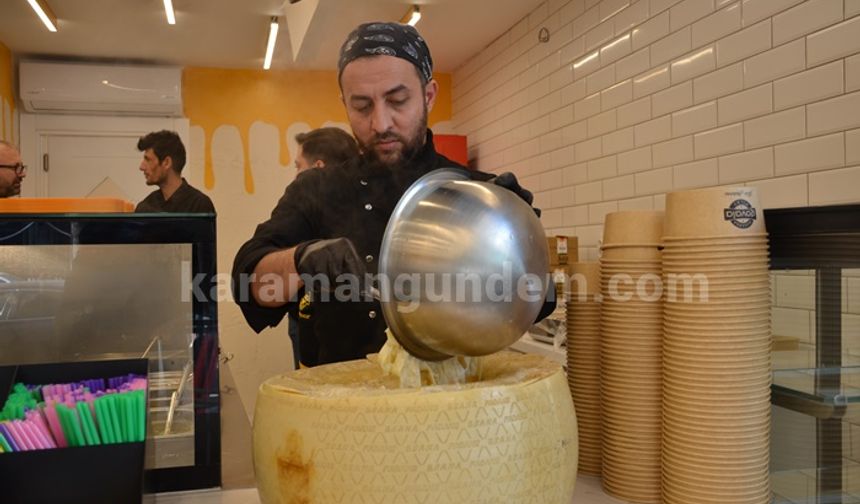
[19,61,183,117]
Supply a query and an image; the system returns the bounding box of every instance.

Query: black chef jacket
[232,130,555,366]
[135,178,215,213]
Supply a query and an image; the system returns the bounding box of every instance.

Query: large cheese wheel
[253,352,578,504]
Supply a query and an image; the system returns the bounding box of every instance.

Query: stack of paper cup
[661,187,771,504]
[567,262,602,476]
[599,211,665,503]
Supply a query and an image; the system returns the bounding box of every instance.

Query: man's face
[340,56,437,167]
[0,145,25,197]
[139,148,170,186]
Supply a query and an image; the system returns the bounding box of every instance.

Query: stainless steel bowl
[378,168,549,360]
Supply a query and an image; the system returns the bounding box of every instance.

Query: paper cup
[603,210,666,246]
[663,233,768,245]
[665,187,764,237]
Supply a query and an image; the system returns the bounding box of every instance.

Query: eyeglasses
[0,163,26,175]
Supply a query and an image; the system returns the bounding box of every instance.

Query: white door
[42,133,149,202]
[18,113,190,201]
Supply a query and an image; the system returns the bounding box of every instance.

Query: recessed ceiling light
[27,0,58,32]
[263,17,279,70]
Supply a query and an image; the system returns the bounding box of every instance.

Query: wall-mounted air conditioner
[19,61,183,117]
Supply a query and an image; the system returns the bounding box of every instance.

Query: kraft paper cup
[600,257,664,266]
[662,318,770,331]
[663,368,771,384]
[664,187,764,238]
[662,475,769,497]
[569,262,602,295]
[662,312,770,324]
[663,416,771,435]
[601,245,663,260]
[662,244,768,253]
[662,233,768,245]
[664,372,771,387]
[662,444,769,465]
[603,210,666,246]
[663,385,771,403]
[662,487,770,504]
[662,282,771,294]
[663,291,771,305]
[662,255,769,266]
[663,245,768,257]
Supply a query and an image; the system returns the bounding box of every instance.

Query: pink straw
[26,414,56,449]
[27,409,51,439]
[7,421,35,450]
[43,404,68,448]
[20,420,48,450]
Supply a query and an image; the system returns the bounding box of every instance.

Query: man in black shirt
[232,22,544,366]
[135,130,214,213]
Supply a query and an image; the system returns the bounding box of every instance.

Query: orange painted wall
[182,67,453,194]
[0,40,15,142]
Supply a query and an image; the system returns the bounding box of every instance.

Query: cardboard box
[548,236,578,267]
[0,359,150,504]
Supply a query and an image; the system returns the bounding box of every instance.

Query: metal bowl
[378,168,549,360]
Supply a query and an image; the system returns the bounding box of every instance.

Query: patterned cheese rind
[253,352,578,504]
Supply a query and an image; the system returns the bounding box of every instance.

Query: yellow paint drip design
[0,41,16,142]
[183,67,453,194]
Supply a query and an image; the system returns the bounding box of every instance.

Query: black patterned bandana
[338,22,433,83]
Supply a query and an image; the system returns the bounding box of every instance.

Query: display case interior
[767,205,860,504]
[0,213,219,493]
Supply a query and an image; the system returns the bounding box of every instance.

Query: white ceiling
[0,0,544,72]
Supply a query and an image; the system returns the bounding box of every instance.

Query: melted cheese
[375,330,483,388]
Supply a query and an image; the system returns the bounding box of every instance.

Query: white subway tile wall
[451,0,860,245]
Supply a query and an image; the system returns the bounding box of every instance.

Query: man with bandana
[232,22,546,366]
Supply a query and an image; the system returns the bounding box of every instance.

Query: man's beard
[359,106,428,170]
[0,180,19,197]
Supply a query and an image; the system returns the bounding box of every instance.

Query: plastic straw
[0,423,20,451]
[19,420,47,450]
[123,394,135,443]
[58,405,85,448]
[43,404,68,448]
[7,421,33,450]
[105,395,123,443]
[0,429,14,452]
[94,398,115,444]
[77,401,100,445]
[136,390,146,441]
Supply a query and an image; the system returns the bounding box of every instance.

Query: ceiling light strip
[407,6,421,27]
[27,0,58,32]
[163,0,176,25]
[263,17,279,70]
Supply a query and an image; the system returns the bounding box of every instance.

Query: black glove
[493,172,541,218]
[294,238,367,295]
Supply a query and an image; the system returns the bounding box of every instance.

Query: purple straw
[0,423,20,451]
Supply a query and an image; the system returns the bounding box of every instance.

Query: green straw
[77,402,100,445]
[123,394,135,444]
[55,406,74,447]
[83,403,102,445]
[0,431,12,452]
[106,395,123,443]
[116,395,127,442]
[58,405,85,447]
[94,398,115,444]
[76,403,95,446]
[136,390,146,441]
[69,408,87,447]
